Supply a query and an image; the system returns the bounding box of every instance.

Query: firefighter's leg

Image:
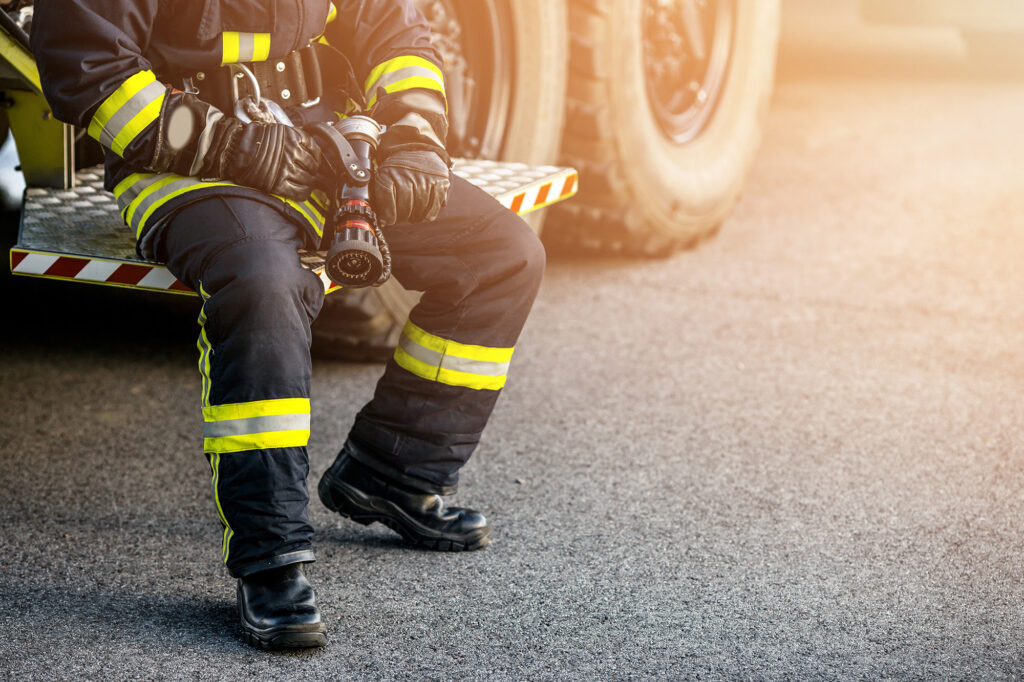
[319,175,546,549]
[157,196,324,578]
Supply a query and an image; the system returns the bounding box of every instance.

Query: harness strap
[188,43,362,117]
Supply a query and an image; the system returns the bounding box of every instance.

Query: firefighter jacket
[30,0,448,256]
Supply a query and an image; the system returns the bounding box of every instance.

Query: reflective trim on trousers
[113,173,325,241]
[202,398,312,454]
[392,319,513,391]
[209,453,234,564]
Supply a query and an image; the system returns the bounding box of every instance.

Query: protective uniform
[31,0,545,585]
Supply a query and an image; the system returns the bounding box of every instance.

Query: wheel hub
[643,0,734,144]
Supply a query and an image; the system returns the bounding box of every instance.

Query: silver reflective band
[97,81,166,150]
[236,33,257,62]
[368,65,444,94]
[203,413,311,438]
[398,334,511,378]
[121,176,209,233]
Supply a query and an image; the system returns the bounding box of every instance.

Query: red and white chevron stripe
[10,249,343,295]
[10,249,193,293]
[498,171,578,215]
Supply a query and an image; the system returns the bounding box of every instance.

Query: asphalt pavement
[2,8,1024,681]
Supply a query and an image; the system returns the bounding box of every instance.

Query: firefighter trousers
[156,175,546,576]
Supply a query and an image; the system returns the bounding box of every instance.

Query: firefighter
[31,0,545,650]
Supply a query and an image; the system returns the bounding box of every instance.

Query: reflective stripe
[113,172,324,240]
[203,398,311,454]
[222,31,271,64]
[317,2,338,45]
[87,70,166,156]
[364,56,445,109]
[204,413,311,438]
[210,453,233,564]
[283,197,325,238]
[197,284,213,407]
[114,173,233,239]
[392,320,513,391]
[200,289,233,564]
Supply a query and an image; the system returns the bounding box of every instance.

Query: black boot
[237,563,327,650]
[318,450,491,551]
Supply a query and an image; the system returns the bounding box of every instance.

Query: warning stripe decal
[10,248,342,296]
[497,171,578,216]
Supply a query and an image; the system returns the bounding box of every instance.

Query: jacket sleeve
[31,0,227,175]
[328,0,448,153]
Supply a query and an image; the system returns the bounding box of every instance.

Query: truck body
[1,1,781,358]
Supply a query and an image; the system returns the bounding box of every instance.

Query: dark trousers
[157,175,545,576]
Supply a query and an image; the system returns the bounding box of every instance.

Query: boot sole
[318,473,491,551]
[240,622,328,651]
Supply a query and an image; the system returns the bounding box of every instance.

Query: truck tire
[547,0,780,256]
[312,0,568,361]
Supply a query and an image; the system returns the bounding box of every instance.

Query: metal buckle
[229,64,294,126]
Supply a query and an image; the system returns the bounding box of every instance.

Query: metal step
[9,160,578,295]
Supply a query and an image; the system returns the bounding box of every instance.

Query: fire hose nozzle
[311,116,391,289]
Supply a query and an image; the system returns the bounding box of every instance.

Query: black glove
[148,96,321,201]
[214,121,322,201]
[368,88,451,226]
[371,149,450,226]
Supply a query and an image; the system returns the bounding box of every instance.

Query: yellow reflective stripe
[87,70,165,156]
[110,95,163,156]
[135,181,234,239]
[403,320,514,363]
[203,397,310,422]
[222,31,240,64]
[394,345,441,383]
[115,173,233,238]
[364,56,446,109]
[210,454,233,564]
[253,33,271,61]
[438,367,506,391]
[222,31,271,64]
[393,346,508,391]
[197,284,213,407]
[124,175,179,229]
[280,197,325,238]
[113,172,148,211]
[198,326,213,406]
[365,56,444,93]
[116,172,323,241]
[87,70,152,140]
[199,291,232,564]
[367,76,445,109]
[393,320,513,390]
[203,398,311,454]
[204,431,311,454]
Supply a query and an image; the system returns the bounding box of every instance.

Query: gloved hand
[215,121,322,201]
[371,149,450,226]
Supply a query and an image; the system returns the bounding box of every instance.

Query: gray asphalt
[3,10,1024,682]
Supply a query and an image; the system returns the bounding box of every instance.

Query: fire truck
[0,1,781,358]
